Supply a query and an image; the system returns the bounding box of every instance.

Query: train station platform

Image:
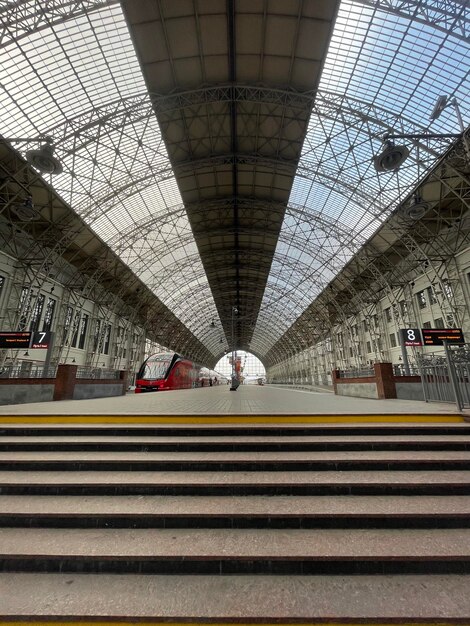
[0,384,465,422]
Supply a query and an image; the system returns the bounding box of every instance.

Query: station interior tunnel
[0,0,469,382]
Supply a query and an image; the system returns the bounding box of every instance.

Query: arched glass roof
[0,0,468,363]
[0,1,221,354]
[250,0,470,355]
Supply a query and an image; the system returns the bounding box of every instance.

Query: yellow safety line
[0,414,464,423]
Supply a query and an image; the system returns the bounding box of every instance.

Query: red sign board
[0,332,31,349]
[422,328,465,346]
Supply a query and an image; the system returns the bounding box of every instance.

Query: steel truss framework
[266,140,470,365]
[0,0,468,367]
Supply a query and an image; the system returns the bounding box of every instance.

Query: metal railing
[418,345,470,410]
[76,366,121,380]
[0,364,57,378]
[393,364,421,377]
[337,368,374,379]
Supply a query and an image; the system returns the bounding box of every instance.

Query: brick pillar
[374,362,396,399]
[120,370,129,395]
[53,364,78,401]
[332,369,340,395]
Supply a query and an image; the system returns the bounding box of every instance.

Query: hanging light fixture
[25,139,63,175]
[373,140,410,172]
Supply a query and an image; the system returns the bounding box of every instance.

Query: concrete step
[1,469,470,496]
[0,449,469,471]
[2,433,470,451]
[1,527,470,574]
[1,572,470,620]
[0,495,469,528]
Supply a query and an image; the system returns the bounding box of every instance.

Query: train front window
[141,360,170,380]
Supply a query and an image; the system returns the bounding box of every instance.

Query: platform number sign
[400,328,423,347]
[31,331,51,349]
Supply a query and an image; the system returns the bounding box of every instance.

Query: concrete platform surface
[2,527,470,559]
[1,494,469,517]
[1,469,469,485]
[1,573,469,619]
[0,383,463,415]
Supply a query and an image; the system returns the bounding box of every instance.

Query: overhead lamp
[4,136,63,175]
[11,195,38,221]
[373,140,410,172]
[25,140,63,175]
[430,95,450,121]
[403,194,429,220]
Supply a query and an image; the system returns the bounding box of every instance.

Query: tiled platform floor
[0,383,463,415]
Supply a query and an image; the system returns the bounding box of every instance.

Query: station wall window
[18,287,32,331]
[366,340,372,353]
[42,298,56,332]
[422,321,432,329]
[399,301,408,317]
[71,311,81,348]
[93,319,101,352]
[385,307,392,322]
[30,294,45,332]
[416,290,427,309]
[78,314,89,350]
[63,306,73,345]
[427,286,437,305]
[389,332,397,348]
[434,317,444,328]
[103,324,112,355]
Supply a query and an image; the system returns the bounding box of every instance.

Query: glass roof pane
[0,2,221,355]
[251,0,470,355]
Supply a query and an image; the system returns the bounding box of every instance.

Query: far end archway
[214,351,266,384]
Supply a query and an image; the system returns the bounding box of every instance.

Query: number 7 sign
[31,331,51,349]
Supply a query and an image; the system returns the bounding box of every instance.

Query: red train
[135,352,228,392]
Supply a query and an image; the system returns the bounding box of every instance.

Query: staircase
[1,420,470,622]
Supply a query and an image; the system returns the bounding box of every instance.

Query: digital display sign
[400,328,423,347]
[31,331,51,349]
[421,328,465,346]
[0,332,32,349]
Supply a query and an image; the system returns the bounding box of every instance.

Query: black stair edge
[2,556,470,575]
[1,461,470,471]
[2,484,470,496]
[2,442,470,451]
[2,426,470,437]
[1,515,469,529]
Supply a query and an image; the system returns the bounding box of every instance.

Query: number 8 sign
[400,328,423,347]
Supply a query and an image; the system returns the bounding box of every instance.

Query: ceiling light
[25,141,63,175]
[403,195,429,220]
[430,95,449,121]
[11,196,38,221]
[373,141,410,172]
